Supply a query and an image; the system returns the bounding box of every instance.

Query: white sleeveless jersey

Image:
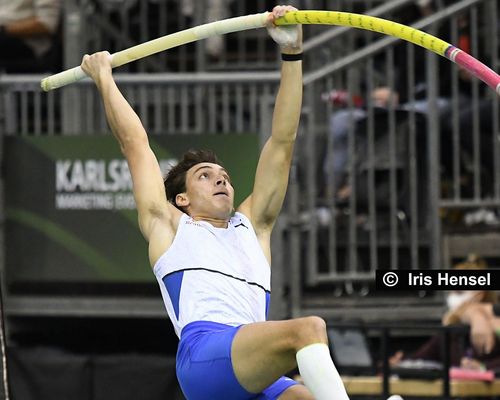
[153,212,271,338]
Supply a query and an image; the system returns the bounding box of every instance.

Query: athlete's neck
[191,214,229,228]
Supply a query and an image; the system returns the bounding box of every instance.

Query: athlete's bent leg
[231,316,349,400]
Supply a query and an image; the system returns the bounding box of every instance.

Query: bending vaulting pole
[40,10,500,95]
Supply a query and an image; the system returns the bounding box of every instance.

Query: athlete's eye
[199,172,209,179]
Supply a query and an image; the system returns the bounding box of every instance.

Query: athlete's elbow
[119,133,149,155]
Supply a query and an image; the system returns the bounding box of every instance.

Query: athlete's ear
[175,193,189,208]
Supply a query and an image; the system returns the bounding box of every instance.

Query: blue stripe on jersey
[265,291,271,319]
[163,271,184,320]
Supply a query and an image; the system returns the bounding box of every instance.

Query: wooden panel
[342,376,500,397]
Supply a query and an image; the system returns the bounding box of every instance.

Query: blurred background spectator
[322,0,477,205]
[390,255,500,372]
[0,0,62,73]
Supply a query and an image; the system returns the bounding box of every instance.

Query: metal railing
[0,72,279,136]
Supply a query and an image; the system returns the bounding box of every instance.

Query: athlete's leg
[231,316,349,399]
[232,316,325,390]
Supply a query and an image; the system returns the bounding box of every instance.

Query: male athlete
[82,5,350,400]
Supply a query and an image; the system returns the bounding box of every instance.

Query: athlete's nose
[216,177,227,186]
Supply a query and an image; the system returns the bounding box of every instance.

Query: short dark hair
[164,149,223,211]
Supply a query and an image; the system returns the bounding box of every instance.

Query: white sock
[296,343,350,400]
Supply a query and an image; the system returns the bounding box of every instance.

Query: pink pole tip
[452,49,500,96]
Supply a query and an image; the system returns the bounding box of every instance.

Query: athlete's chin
[211,198,233,211]
[212,204,234,219]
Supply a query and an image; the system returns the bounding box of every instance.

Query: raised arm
[238,6,303,236]
[81,53,180,253]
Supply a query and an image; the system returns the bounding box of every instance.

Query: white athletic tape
[40,66,87,92]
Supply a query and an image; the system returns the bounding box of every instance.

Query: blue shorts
[176,321,298,400]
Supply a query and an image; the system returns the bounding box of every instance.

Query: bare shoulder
[147,204,183,267]
[237,201,272,239]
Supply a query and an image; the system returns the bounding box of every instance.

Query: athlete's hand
[266,5,302,54]
[81,51,113,85]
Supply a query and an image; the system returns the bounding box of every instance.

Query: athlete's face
[177,162,235,220]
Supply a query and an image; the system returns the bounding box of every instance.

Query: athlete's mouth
[214,191,228,197]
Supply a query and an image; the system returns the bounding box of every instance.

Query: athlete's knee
[303,315,328,342]
[291,316,328,350]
